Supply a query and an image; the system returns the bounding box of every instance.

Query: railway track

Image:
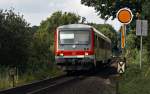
[28,75,87,94]
[30,66,118,94]
[0,72,91,94]
[0,74,72,94]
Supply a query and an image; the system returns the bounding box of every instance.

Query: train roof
[58,24,92,29]
[58,24,111,43]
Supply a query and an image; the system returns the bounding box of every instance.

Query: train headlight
[60,53,64,56]
[85,52,88,56]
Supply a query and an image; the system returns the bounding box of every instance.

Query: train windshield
[59,30,90,44]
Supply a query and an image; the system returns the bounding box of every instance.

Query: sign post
[116,8,133,94]
[140,34,142,69]
[136,20,148,69]
[117,8,133,49]
[116,7,133,74]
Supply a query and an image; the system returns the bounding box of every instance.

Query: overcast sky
[0,0,121,31]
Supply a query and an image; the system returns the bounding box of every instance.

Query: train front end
[54,24,95,71]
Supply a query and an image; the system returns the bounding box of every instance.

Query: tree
[81,0,145,20]
[0,9,31,66]
[142,0,150,58]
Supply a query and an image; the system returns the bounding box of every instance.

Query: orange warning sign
[117,8,133,24]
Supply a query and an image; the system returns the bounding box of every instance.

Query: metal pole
[140,35,142,69]
[140,20,142,69]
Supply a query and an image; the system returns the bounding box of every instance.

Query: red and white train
[54,24,112,71]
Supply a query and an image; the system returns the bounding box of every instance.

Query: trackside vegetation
[119,49,150,94]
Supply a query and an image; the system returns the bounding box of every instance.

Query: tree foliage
[142,0,150,57]
[81,0,145,20]
[0,9,31,65]
[38,11,80,33]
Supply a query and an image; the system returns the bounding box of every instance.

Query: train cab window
[59,30,90,44]
[60,31,74,44]
[75,31,90,44]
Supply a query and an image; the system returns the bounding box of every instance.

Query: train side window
[104,41,106,49]
[99,37,101,48]
[106,42,108,49]
[98,37,100,48]
[103,40,106,49]
[102,41,105,49]
[101,39,103,49]
[108,43,110,49]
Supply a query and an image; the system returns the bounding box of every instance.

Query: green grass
[119,49,150,94]
[119,63,150,94]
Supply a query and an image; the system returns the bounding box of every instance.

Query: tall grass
[119,49,150,94]
[0,65,10,89]
[0,62,63,90]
